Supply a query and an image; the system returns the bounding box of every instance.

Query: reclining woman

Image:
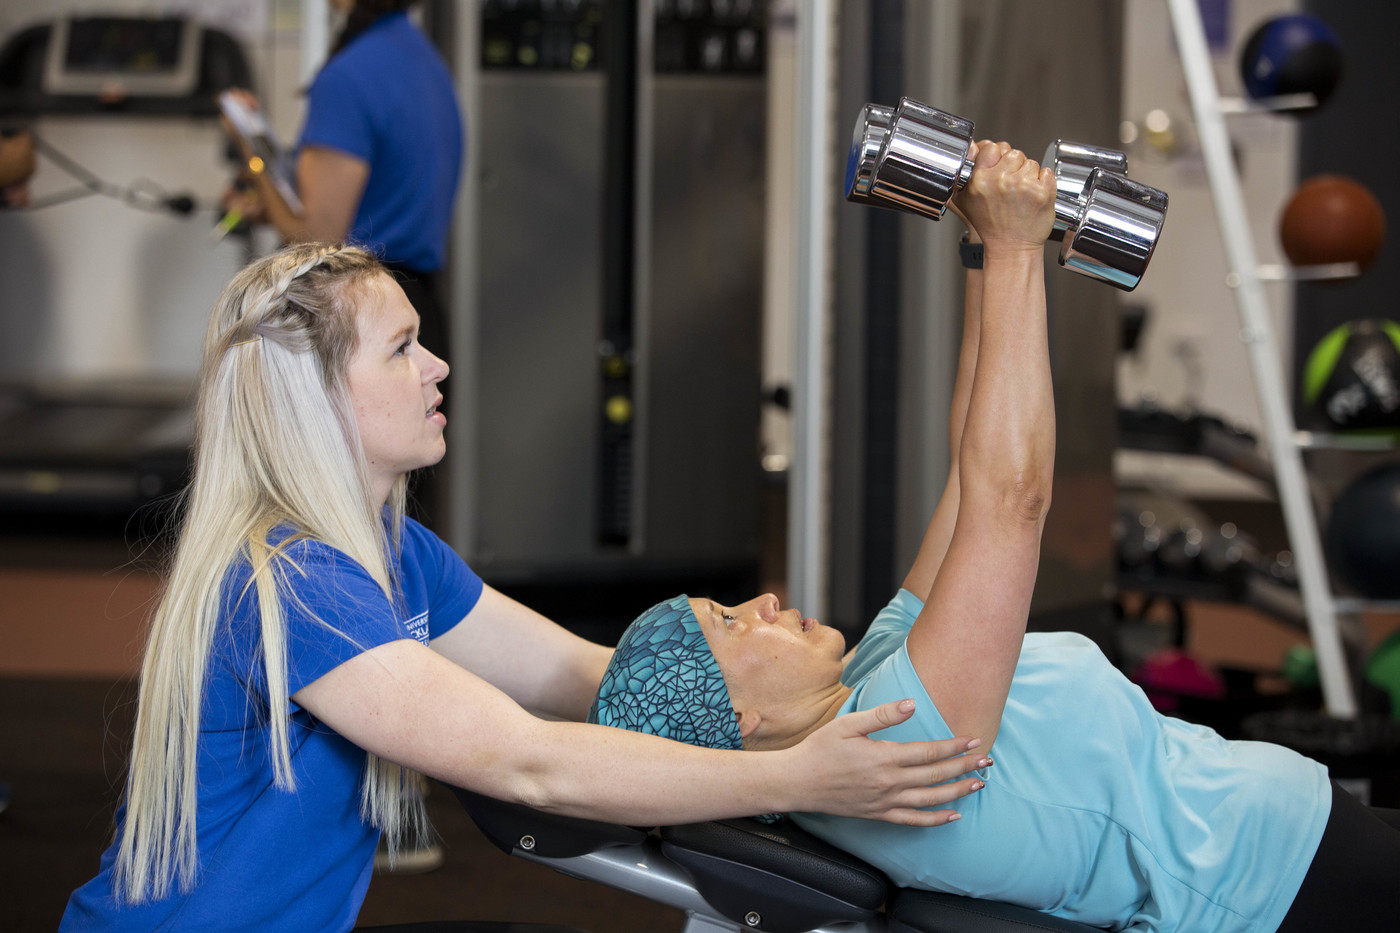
[590,141,1400,932]
[59,243,992,931]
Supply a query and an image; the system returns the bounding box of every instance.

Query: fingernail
[971,781,985,791]
[947,813,961,822]
[978,758,994,769]
[965,738,982,750]
[898,699,915,713]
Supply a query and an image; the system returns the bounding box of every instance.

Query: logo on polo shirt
[404,610,430,645]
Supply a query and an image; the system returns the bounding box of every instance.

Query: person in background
[222,0,462,527]
[0,128,36,208]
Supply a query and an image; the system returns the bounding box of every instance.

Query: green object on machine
[1366,630,1400,722]
[1302,319,1400,433]
[1282,643,1320,689]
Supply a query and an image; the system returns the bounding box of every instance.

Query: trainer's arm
[430,585,612,722]
[293,639,989,827]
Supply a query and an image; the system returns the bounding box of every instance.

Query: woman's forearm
[452,699,985,827]
[958,245,1054,515]
[949,265,984,462]
[249,170,311,243]
[901,262,983,597]
[242,146,367,245]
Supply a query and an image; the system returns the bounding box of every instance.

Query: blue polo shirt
[60,517,482,931]
[794,589,1330,932]
[300,12,464,272]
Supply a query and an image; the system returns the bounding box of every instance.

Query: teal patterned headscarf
[588,595,743,751]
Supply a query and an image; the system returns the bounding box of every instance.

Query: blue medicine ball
[1326,461,1400,600]
[1239,14,1343,105]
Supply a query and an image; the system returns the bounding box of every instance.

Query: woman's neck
[745,683,854,751]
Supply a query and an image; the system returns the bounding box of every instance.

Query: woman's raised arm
[904,143,1057,752]
[901,141,1008,602]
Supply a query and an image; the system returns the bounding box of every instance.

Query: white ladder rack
[1165,0,1358,717]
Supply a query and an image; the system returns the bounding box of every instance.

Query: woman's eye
[723,613,736,626]
[395,340,411,356]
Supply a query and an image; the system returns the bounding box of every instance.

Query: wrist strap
[959,232,983,270]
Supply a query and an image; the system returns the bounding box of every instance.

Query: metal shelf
[1217,93,1319,115]
[1334,597,1400,615]
[1252,262,1360,283]
[1294,431,1400,452]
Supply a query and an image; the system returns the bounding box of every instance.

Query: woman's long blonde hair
[114,243,427,903]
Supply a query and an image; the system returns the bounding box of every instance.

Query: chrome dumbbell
[845,99,1170,291]
[1041,139,1169,291]
[845,97,974,220]
[1043,139,1129,240]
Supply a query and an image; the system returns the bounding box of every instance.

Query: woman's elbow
[1000,468,1052,525]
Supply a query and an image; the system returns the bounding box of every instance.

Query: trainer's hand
[787,698,990,826]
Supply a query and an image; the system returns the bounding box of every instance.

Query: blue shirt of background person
[299,9,463,272]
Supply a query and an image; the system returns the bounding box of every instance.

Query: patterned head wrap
[587,594,742,751]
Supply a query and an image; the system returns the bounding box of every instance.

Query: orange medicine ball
[1279,174,1387,271]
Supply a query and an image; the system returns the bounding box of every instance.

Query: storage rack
[1165,0,1365,717]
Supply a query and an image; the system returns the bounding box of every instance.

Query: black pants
[1276,781,1400,932]
[390,266,449,528]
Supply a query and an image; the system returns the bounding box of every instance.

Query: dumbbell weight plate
[1043,139,1129,240]
[868,97,975,220]
[845,103,895,204]
[1059,169,1169,292]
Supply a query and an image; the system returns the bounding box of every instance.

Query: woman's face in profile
[343,274,449,502]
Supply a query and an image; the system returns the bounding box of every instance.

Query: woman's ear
[734,707,762,740]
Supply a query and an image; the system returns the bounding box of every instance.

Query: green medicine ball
[1303,319,1400,431]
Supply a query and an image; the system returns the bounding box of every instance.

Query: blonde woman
[59,244,988,930]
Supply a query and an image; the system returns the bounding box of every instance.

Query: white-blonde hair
[114,243,427,903]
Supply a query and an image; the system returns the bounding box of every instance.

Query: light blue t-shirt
[59,517,482,932]
[794,590,1330,933]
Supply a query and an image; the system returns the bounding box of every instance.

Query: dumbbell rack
[1164,0,1361,717]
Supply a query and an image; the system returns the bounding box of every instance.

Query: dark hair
[329,1,420,58]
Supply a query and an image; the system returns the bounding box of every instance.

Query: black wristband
[959,233,984,270]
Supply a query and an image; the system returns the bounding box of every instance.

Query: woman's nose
[758,593,780,622]
[422,348,449,384]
